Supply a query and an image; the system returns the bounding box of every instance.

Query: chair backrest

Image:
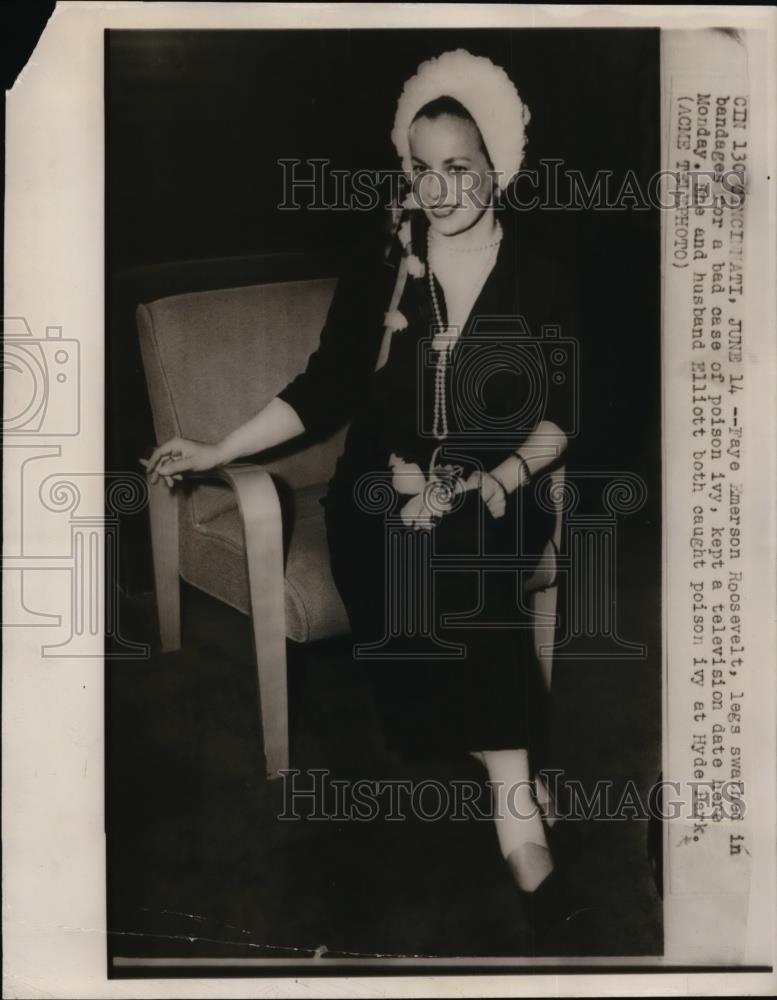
[137,277,345,489]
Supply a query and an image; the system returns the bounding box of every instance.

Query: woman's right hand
[141,437,225,486]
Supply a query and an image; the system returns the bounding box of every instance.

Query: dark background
[107,27,661,597]
[106,28,662,968]
[107,28,659,269]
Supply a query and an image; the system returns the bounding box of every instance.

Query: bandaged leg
[480,748,554,892]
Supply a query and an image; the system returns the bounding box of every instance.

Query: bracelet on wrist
[515,452,531,487]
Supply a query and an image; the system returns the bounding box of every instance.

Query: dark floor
[107,572,663,966]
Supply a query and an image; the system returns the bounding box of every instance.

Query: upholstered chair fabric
[138,278,354,642]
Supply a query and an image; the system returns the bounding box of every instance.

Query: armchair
[137,277,564,779]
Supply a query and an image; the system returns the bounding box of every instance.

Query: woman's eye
[448,165,467,174]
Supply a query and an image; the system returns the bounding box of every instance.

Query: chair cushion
[180,482,350,643]
[190,481,241,525]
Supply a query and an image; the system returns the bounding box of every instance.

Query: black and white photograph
[107,24,663,969]
[3,3,776,995]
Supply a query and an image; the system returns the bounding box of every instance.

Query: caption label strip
[663,36,753,964]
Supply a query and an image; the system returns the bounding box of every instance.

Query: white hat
[391,49,531,189]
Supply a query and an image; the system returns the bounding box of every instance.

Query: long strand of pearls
[427,222,502,443]
[428,251,451,441]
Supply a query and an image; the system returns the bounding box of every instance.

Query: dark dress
[278,214,571,760]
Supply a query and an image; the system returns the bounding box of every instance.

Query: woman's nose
[419,171,454,208]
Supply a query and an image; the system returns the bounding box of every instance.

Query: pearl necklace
[428,225,504,254]
[427,222,503,442]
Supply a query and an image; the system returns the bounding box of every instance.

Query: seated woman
[145,48,575,936]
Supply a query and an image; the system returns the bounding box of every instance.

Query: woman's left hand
[458,469,508,519]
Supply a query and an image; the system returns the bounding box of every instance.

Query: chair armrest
[188,462,289,775]
[523,463,566,594]
[187,462,278,509]
[523,537,559,596]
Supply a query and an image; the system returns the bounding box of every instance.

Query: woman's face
[408,113,494,237]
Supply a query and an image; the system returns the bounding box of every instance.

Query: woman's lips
[431,205,457,218]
